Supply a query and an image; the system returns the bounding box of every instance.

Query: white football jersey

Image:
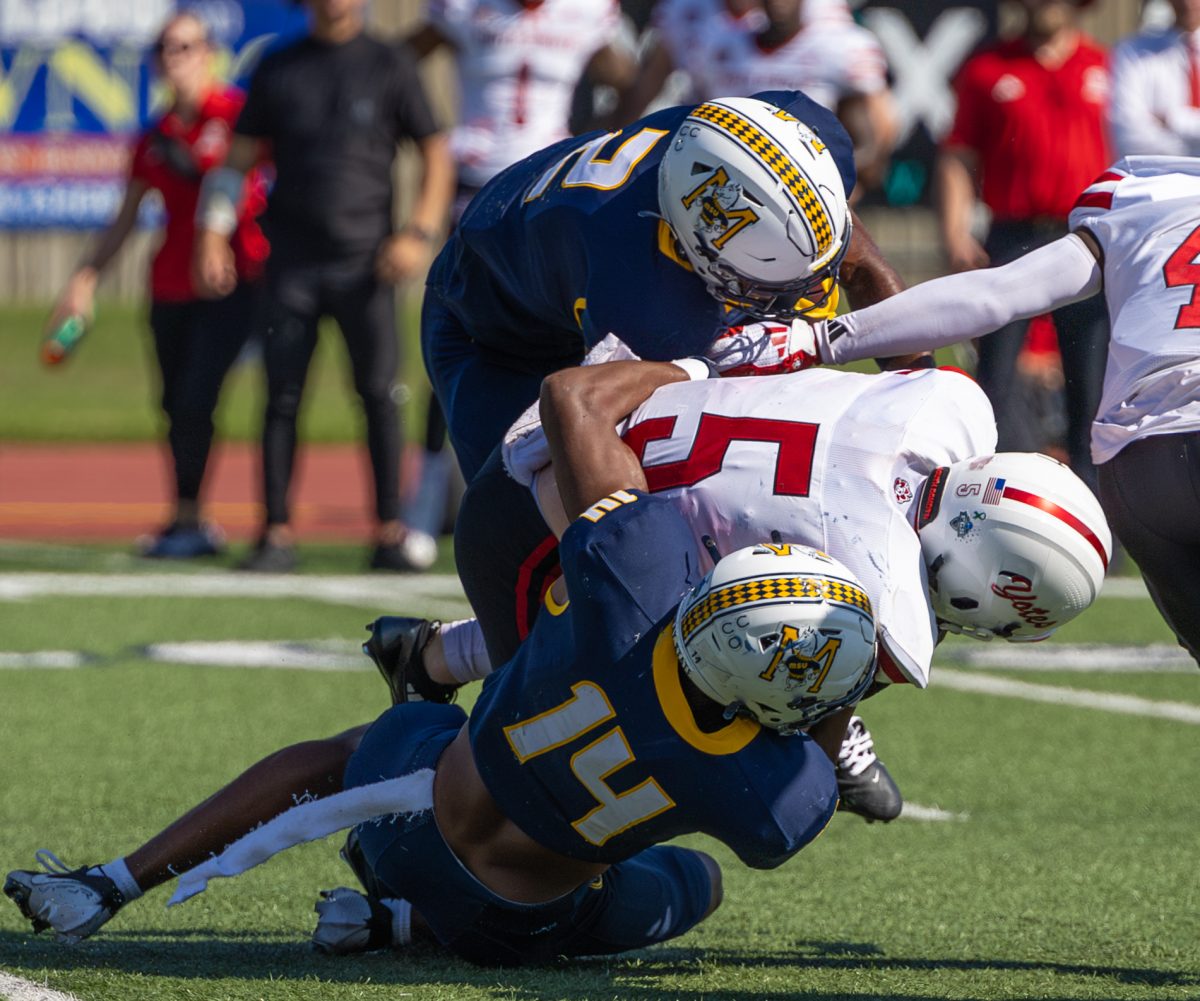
[689,17,888,110]
[619,367,997,686]
[431,0,621,187]
[1068,157,1200,463]
[653,0,764,86]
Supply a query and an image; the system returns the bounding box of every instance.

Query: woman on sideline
[49,11,267,558]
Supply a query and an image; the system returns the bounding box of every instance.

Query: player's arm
[541,361,709,660]
[377,50,455,284]
[51,178,149,327]
[193,133,264,298]
[539,360,691,518]
[578,42,639,132]
[376,130,455,284]
[606,40,675,128]
[935,145,989,273]
[836,94,894,196]
[403,22,455,58]
[838,212,931,370]
[820,231,1103,366]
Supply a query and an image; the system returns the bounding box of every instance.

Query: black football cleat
[362,617,458,706]
[835,716,903,823]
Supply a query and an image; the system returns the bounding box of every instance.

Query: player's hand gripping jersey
[430,0,622,188]
[612,367,996,685]
[426,90,855,366]
[469,491,838,867]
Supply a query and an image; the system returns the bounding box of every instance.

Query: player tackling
[367,356,1110,820]
[5,361,877,964]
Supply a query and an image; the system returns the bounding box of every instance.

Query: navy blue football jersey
[427,91,855,367]
[468,490,839,868]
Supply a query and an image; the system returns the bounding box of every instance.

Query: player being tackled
[5,363,880,965]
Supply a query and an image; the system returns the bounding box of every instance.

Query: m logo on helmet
[681,166,760,250]
[758,624,842,693]
[688,103,834,255]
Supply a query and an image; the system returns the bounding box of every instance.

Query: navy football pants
[420,289,582,482]
[345,702,714,967]
[454,447,560,666]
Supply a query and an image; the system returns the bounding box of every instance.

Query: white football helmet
[657,96,851,320]
[915,453,1112,642]
[673,543,876,732]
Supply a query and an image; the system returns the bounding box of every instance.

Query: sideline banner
[0,0,306,227]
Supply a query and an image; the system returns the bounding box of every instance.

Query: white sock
[96,858,143,902]
[382,897,412,946]
[440,618,493,684]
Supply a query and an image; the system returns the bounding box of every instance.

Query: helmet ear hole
[950,597,979,611]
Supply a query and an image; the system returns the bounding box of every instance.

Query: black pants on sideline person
[261,259,401,527]
[977,220,1109,493]
[149,281,260,506]
[1098,431,1200,663]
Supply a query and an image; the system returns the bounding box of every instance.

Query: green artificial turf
[0,300,428,443]
[0,568,1197,1000]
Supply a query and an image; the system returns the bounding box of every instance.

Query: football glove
[312,887,406,955]
[706,320,824,377]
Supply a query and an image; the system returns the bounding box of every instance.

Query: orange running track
[0,442,381,542]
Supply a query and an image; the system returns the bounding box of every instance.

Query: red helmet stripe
[1001,486,1109,570]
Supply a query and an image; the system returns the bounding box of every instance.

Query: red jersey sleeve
[128,132,153,183]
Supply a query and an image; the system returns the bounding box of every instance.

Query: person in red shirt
[936,0,1109,491]
[49,11,267,558]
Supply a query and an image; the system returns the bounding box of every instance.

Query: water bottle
[41,314,89,366]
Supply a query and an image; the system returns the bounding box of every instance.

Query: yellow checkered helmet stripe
[688,103,834,254]
[680,574,873,641]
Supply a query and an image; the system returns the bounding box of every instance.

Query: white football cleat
[4,851,125,943]
[312,887,408,955]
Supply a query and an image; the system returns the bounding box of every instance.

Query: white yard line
[935,643,1197,672]
[936,669,1200,724]
[0,572,473,618]
[0,571,1154,615]
[1098,576,1151,599]
[0,651,90,669]
[898,803,969,822]
[0,971,81,1001]
[142,640,365,671]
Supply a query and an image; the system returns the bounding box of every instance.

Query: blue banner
[0,0,308,227]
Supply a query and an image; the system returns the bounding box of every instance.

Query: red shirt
[944,36,1110,222]
[129,87,269,302]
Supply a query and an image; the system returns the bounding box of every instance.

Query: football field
[0,544,1197,1001]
